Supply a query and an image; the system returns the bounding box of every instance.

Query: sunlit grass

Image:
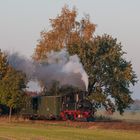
[0,122,140,140]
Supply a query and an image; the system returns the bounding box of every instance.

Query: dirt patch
[32,120,140,131]
[0,136,15,140]
[44,121,140,131]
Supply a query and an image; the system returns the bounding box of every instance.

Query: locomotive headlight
[78,114,83,118]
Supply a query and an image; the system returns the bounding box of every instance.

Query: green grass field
[0,122,140,140]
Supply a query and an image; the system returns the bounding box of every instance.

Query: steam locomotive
[22,91,94,121]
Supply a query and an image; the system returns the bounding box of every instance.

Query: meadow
[96,110,140,122]
[0,121,140,140]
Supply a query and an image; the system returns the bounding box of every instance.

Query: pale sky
[0,0,140,99]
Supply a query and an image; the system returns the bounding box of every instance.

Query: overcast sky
[0,0,139,99]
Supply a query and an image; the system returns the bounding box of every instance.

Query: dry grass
[96,110,140,122]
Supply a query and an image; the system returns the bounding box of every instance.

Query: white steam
[62,55,88,91]
[8,49,89,91]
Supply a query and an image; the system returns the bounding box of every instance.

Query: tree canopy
[0,49,8,80]
[33,6,137,114]
[0,50,27,119]
[68,35,137,113]
[33,5,96,61]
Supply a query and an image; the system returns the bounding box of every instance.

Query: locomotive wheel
[65,114,74,120]
[69,114,74,120]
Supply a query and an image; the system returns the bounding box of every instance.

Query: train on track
[22,91,95,121]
